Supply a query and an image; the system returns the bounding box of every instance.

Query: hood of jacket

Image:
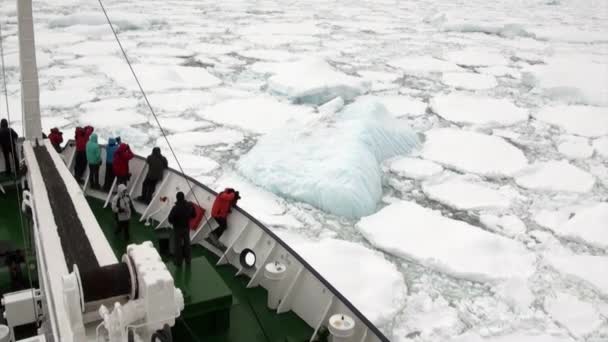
[108,137,116,146]
[88,133,98,144]
[0,119,7,129]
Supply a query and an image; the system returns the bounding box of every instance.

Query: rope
[96,0,202,208]
[0,11,40,322]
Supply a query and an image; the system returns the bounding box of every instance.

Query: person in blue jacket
[86,133,101,189]
[103,137,119,191]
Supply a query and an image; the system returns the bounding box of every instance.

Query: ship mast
[17,0,42,140]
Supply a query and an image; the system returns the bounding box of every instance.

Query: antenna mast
[17,0,42,140]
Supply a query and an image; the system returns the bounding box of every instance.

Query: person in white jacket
[111,184,134,240]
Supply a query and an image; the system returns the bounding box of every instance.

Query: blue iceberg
[237,98,420,219]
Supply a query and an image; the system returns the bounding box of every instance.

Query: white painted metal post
[17,0,42,140]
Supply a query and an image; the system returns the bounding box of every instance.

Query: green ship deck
[0,183,315,342]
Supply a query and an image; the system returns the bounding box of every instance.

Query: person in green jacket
[86,133,102,189]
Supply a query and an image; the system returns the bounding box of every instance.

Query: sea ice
[534,105,608,138]
[198,96,312,134]
[422,178,511,211]
[78,109,147,128]
[445,49,509,66]
[106,64,222,92]
[156,117,212,133]
[421,128,527,177]
[492,278,534,312]
[389,56,464,76]
[317,97,344,116]
[361,95,427,118]
[440,22,535,39]
[389,157,443,180]
[158,129,245,152]
[357,201,536,282]
[545,203,608,249]
[544,252,608,296]
[449,331,573,342]
[237,98,420,218]
[431,93,528,126]
[525,55,608,106]
[279,233,406,327]
[480,214,526,238]
[441,72,497,90]
[515,160,595,193]
[557,136,593,159]
[146,91,215,114]
[544,292,602,337]
[593,136,608,158]
[167,152,218,176]
[267,58,369,105]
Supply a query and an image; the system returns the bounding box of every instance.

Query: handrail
[64,139,391,342]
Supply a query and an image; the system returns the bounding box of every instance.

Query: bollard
[264,261,287,309]
[328,313,355,342]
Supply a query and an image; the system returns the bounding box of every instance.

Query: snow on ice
[361,95,427,118]
[515,160,595,193]
[534,105,608,138]
[389,157,443,180]
[357,201,536,282]
[106,64,221,92]
[449,331,573,342]
[441,72,497,90]
[422,177,512,211]
[593,136,608,158]
[431,93,528,126]
[445,48,509,67]
[157,129,245,152]
[557,136,593,159]
[279,233,406,327]
[267,58,370,105]
[238,98,419,218]
[421,128,527,177]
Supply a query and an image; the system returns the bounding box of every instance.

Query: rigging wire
[96,0,203,208]
[0,11,40,321]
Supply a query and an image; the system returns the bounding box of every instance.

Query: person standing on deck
[86,133,102,189]
[138,147,168,204]
[111,184,134,240]
[103,137,118,191]
[74,126,93,183]
[0,119,19,175]
[113,142,134,186]
[208,188,240,249]
[168,192,195,267]
[48,127,63,153]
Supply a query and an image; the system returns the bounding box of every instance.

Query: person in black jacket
[138,147,168,204]
[168,192,195,267]
[0,119,19,175]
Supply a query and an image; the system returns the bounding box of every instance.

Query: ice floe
[534,105,608,138]
[389,56,464,76]
[441,72,497,90]
[238,98,419,218]
[431,93,528,126]
[544,252,608,296]
[167,152,218,176]
[357,201,536,282]
[361,95,427,118]
[267,58,370,105]
[556,136,593,159]
[479,214,526,238]
[593,136,608,158]
[198,96,312,134]
[279,233,406,327]
[445,49,509,67]
[515,160,595,193]
[422,128,527,177]
[440,21,535,39]
[544,292,602,337]
[449,331,573,342]
[422,177,511,211]
[158,129,245,152]
[106,64,222,91]
[389,157,443,180]
[545,203,608,249]
[525,55,608,106]
[155,117,212,133]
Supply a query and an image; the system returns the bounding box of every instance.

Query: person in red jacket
[74,126,90,183]
[208,188,240,248]
[48,128,63,153]
[112,143,134,186]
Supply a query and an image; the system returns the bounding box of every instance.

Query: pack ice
[267,58,370,105]
[237,98,420,218]
[357,201,536,282]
